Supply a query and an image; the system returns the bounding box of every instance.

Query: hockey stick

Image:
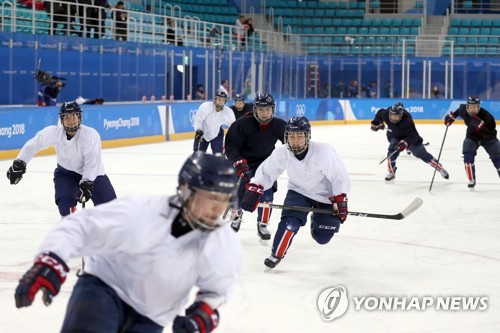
[429,126,448,192]
[379,148,399,165]
[257,197,423,220]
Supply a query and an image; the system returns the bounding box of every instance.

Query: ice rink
[1,123,499,333]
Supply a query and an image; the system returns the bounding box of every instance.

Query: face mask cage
[253,106,274,124]
[177,184,237,231]
[60,112,82,132]
[285,131,310,154]
[466,103,480,116]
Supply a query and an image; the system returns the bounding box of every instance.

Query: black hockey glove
[329,193,348,223]
[470,116,485,131]
[15,252,69,308]
[241,183,264,212]
[233,159,250,180]
[77,180,93,203]
[370,122,385,131]
[395,140,408,152]
[194,130,204,142]
[172,301,219,333]
[444,112,456,127]
[7,159,26,185]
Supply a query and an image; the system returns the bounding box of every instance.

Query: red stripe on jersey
[276,230,294,258]
[70,206,76,214]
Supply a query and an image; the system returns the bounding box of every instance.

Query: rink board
[1,99,499,159]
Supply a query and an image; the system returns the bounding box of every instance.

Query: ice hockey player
[14,152,241,333]
[371,102,449,181]
[240,117,351,268]
[225,92,286,243]
[230,93,253,120]
[445,96,500,189]
[193,89,235,154]
[6,101,116,216]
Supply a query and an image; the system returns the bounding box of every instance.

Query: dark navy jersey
[230,103,253,120]
[450,104,497,141]
[371,108,423,146]
[225,116,286,170]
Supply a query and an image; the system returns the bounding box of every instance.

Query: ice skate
[257,223,271,246]
[385,168,396,181]
[468,179,476,191]
[264,254,281,269]
[230,209,243,232]
[439,167,449,179]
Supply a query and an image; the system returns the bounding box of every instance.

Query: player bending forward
[7,101,116,216]
[14,152,241,333]
[193,89,235,154]
[445,96,500,189]
[240,117,351,268]
[371,102,449,181]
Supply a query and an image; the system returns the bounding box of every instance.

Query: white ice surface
[1,124,499,333]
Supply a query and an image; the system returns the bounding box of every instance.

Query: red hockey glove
[395,140,408,152]
[241,183,264,212]
[470,116,485,131]
[370,122,385,132]
[233,159,250,180]
[15,252,69,308]
[329,193,348,223]
[172,301,219,333]
[444,112,456,126]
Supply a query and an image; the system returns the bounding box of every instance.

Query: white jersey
[17,125,106,181]
[36,195,242,327]
[193,102,235,141]
[251,141,351,203]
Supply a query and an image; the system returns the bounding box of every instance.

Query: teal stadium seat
[480,27,491,35]
[478,37,488,44]
[482,19,492,26]
[469,27,480,35]
[486,46,497,55]
[476,47,486,55]
[461,18,471,27]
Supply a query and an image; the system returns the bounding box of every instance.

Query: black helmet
[59,101,82,132]
[285,116,311,155]
[234,94,245,102]
[388,102,404,123]
[466,96,480,115]
[253,93,275,124]
[177,152,238,231]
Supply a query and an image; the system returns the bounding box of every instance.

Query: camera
[35,69,66,87]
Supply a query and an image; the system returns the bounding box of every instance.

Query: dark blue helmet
[253,92,275,124]
[466,96,480,115]
[177,152,238,231]
[467,96,480,105]
[59,101,82,132]
[214,89,228,111]
[389,102,404,123]
[234,94,245,102]
[285,116,311,155]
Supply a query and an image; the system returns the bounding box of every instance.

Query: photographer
[38,81,64,107]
